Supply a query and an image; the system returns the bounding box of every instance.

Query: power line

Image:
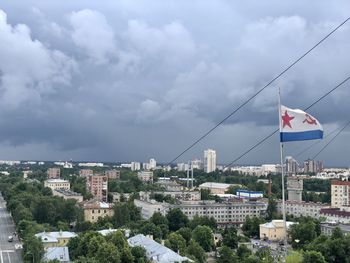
[294,125,341,158]
[168,16,350,165]
[312,121,350,159]
[224,75,350,168]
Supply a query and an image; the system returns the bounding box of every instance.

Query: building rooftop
[128,234,192,263]
[199,182,231,189]
[35,231,77,242]
[83,199,113,209]
[53,189,82,196]
[260,220,296,229]
[44,246,70,262]
[45,179,69,183]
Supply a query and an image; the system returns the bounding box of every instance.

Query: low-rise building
[83,199,114,223]
[138,171,153,182]
[276,200,329,219]
[104,169,120,180]
[110,192,131,202]
[52,189,83,202]
[128,234,191,263]
[156,179,182,191]
[35,231,77,248]
[44,179,70,191]
[199,182,232,195]
[259,220,297,241]
[320,222,350,236]
[47,168,60,179]
[134,199,167,220]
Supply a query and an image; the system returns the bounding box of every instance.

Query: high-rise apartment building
[149,158,157,170]
[331,180,350,208]
[285,156,299,175]
[191,159,203,170]
[86,174,108,202]
[104,169,120,180]
[204,149,216,173]
[47,168,60,179]
[304,159,323,173]
[131,162,141,171]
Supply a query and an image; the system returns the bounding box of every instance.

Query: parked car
[8,236,13,242]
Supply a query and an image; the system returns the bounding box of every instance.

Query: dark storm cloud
[0,0,349,166]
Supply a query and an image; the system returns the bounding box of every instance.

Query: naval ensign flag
[280,105,323,142]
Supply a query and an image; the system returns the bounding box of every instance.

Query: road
[0,193,23,263]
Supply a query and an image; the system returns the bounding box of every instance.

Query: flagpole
[278,88,288,258]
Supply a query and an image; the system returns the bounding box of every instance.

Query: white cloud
[0,9,76,109]
[69,9,116,64]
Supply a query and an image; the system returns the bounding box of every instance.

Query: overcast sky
[0,0,349,166]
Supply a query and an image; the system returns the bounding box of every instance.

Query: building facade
[138,171,153,182]
[199,182,232,195]
[331,180,350,208]
[83,199,114,223]
[285,156,299,175]
[52,189,83,202]
[79,169,93,177]
[259,220,296,241]
[276,200,328,219]
[47,168,60,179]
[44,179,70,191]
[204,149,216,173]
[104,169,120,180]
[287,177,303,202]
[86,174,108,202]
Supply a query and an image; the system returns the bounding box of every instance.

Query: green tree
[176,227,192,244]
[113,202,141,227]
[237,244,251,260]
[289,219,317,249]
[222,227,238,249]
[192,225,214,252]
[23,236,44,263]
[164,233,186,255]
[302,251,326,263]
[189,215,217,230]
[266,197,278,220]
[96,243,121,263]
[131,246,148,263]
[186,240,207,263]
[242,216,265,238]
[166,208,189,231]
[217,246,239,263]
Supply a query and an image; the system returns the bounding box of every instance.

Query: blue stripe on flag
[280,130,323,142]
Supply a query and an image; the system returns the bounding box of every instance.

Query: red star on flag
[282,110,294,128]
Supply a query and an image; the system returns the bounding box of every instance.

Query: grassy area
[286,250,302,263]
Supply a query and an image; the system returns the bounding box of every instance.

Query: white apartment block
[331,180,350,207]
[138,171,153,182]
[276,200,328,219]
[149,158,157,170]
[204,149,216,173]
[134,199,267,224]
[191,159,203,170]
[44,179,70,191]
[131,162,141,171]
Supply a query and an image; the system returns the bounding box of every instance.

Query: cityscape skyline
[0,1,349,167]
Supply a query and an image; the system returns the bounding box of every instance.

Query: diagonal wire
[312,121,350,159]
[224,76,350,168]
[168,16,350,165]
[294,125,342,158]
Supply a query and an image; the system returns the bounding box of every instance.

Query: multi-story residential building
[79,169,93,177]
[191,159,203,170]
[285,156,299,175]
[199,182,232,195]
[83,199,114,223]
[131,162,141,171]
[140,191,201,202]
[78,162,104,167]
[86,174,108,202]
[134,199,267,224]
[110,192,131,202]
[35,231,77,248]
[177,163,189,172]
[304,159,323,173]
[204,149,216,173]
[52,189,84,202]
[137,171,153,182]
[47,168,60,179]
[44,179,70,191]
[320,222,350,236]
[149,158,157,170]
[320,208,350,224]
[104,169,120,180]
[276,200,328,219]
[331,180,350,208]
